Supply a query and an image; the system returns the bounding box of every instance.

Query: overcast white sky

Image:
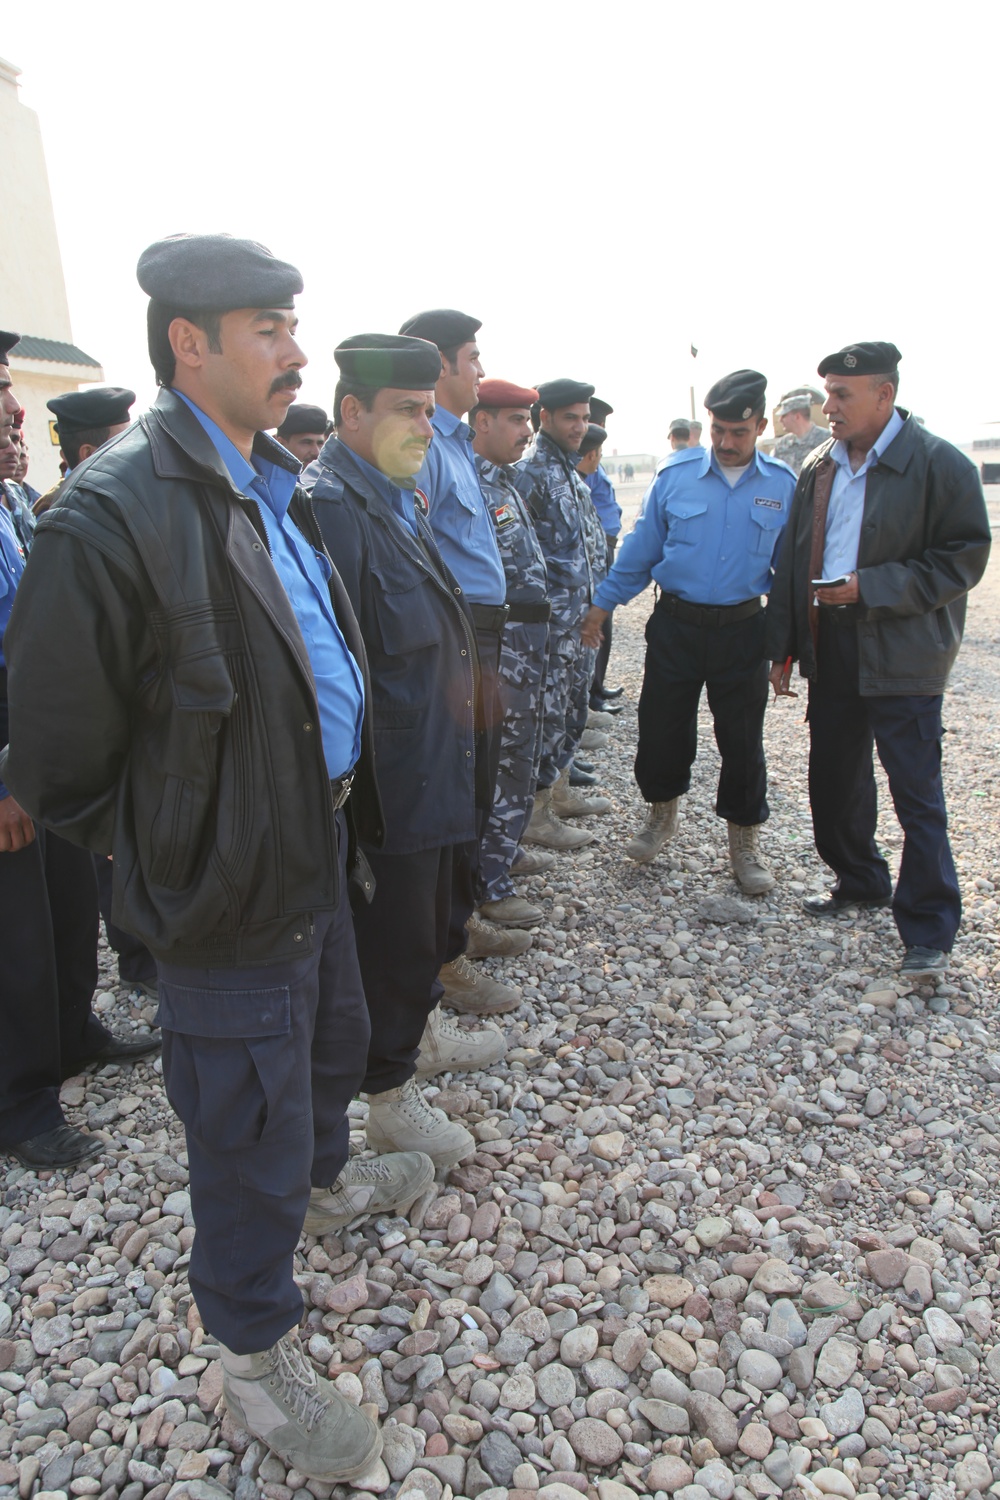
[12,0,1000,453]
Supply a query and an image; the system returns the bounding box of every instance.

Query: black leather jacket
[1,390,383,967]
[767,412,991,693]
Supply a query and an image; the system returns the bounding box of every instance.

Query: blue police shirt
[414,406,506,604]
[338,444,420,536]
[0,503,26,798]
[584,464,623,536]
[175,393,364,779]
[822,407,905,578]
[594,446,796,610]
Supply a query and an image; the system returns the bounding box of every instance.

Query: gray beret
[0,331,20,367]
[137,233,303,311]
[818,341,902,378]
[398,308,481,349]
[536,377,595,411]
[48,386,135,434]
[579,423,607,456]
[704,369,767,421]
[277,403,329,438]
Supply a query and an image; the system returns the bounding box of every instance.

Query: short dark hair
[438,345,461,371]
[61,425,111,469]
[467,403,499,426]
[871,369,900,397]
[332,380,377,429]
[147,301,223,386]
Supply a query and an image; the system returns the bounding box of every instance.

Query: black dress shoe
[590,698,623,715]
[901,945,948,976]
[802,892,892,916]
[9,1125,105,1169]
[80,1032,161,1068]
[574,760,595,774]
[570,765,599,787]
[598,686,624,700]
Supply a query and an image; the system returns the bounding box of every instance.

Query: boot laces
[400,1076,442,1127]
[340,1156,394,1185]
[450,954,479,982]
[267,1334,330,1432]
[735,825,759,852]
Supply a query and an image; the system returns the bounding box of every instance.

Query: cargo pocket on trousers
[917,710,943,762]
[156,982,306,1157]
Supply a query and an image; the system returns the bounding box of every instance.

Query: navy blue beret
[704,369,767,421]
[277,403,329,437]
[398,308,481,350]
[0,331,20,366]
[579,423,607,456]
[588,396,613,424]
[137,233,303,311]
[335,333,443,390]
[47,386,135,433]
[818,341,902,378]
[536,378,595,411]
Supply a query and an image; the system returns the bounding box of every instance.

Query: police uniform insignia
[754,496,782,510]
[414,488,429,516]
[493,503,517,530]
[844,353,857,368]
[742,407,752,419]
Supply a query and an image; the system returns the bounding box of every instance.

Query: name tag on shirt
[493,503,517,531]
[754,496,782,511]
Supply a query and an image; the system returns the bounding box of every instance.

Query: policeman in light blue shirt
[581,369,796,895]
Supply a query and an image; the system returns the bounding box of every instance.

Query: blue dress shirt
[414,406,506,604]
[175,392,364,779]
[584,464,623,536]
[594,446,796,611]
[822,407,905,578]
[339,444,420,536]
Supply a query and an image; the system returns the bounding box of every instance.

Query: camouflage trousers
[478,621,549,903]
[536,622,591,790]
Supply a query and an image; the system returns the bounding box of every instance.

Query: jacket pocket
[370,563,441,655]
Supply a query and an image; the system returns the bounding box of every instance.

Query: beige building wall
[0,58,103,490]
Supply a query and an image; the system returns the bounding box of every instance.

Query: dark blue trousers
[155,813,369,1353]
[808,615,961,952]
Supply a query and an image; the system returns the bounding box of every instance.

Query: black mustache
[269,372,303,397]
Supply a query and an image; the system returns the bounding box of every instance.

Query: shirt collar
[431,405,472,442]
[831,406,906,474]
[172,390,298,521]
[705,446,764,483]
[338,441,409,506]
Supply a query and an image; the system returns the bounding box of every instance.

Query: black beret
[335,333,442,391]
[137,233,303,311]
[277,402,329,438]
[536,377,596,411]
[0,331,21,366]
[817,341,902,378]
[669,418,691,436]
[398,308,481,350]
[47,385,135,433]
[704,369,767,421]
[579,423,607,456]
[589,396,614,425]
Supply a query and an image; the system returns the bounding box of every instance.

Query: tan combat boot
[220,1329,382,1482]
[624,799,679,863]
[439,953,522,1014]
[415,1007,506,1079]
[550,766,611,819]
[367,1076,474,1167]
[477,895,543,928]
[522,786,595,850]
[510,845,556,875]
[728,822,776,895]
[465,911,533,958]
[304,1152,435,1235]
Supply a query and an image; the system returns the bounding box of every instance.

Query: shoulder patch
[414,488,429,516]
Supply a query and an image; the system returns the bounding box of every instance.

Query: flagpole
[689,343,698,419]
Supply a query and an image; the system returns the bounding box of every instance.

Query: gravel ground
[2,482,999,1500]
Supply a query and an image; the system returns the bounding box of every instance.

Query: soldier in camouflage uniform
[469,380,554,926]
[773,394,828,474]
[514,381,611,839]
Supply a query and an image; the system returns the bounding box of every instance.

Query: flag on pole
[690,344,698,358]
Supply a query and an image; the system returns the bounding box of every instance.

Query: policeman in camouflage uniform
[514,380,610,844]
[773,394,828,474]
[470,380,552,928]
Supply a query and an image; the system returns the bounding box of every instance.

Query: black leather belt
[506,600,552,624]
[329,771,355,811]
[657,593,762,628]
[469,603,510,631]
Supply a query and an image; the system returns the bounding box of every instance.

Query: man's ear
[170,317,209,372]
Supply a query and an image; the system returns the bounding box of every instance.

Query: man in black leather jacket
[768,341,990,977]
[2,236,434,1485]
